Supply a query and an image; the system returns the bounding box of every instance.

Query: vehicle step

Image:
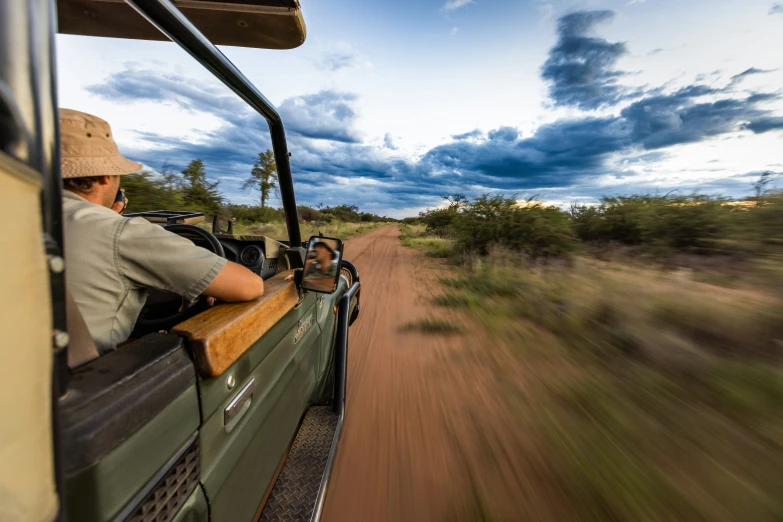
[259,406,339,522]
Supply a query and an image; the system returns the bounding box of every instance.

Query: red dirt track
[321,225,543,522]
[322,224,469,521]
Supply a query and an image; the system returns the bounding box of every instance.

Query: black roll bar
[310,278,360,522]
[123,0,302,246]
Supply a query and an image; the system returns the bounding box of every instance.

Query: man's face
[314,245,331,265]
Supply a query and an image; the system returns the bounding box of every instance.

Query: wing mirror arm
[293,268,305,301]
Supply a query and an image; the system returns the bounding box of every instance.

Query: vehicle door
[175,275,324,521]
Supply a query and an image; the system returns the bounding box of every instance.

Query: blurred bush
[122,171,184,212]
[453,195,575,257]
[296,205,322,222]
[223,204,283,224]
[415,191,783,260]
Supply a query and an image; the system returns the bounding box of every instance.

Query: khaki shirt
[62,191,227,353]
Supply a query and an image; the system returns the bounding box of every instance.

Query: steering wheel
[131,224,226,337]
[164,224,225,257]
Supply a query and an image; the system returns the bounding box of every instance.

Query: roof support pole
[124,0,302,246]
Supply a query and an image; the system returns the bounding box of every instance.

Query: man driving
[61,109,265,360]
[304,240,338,280]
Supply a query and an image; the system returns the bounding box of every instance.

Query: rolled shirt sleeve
[117,218,228,302]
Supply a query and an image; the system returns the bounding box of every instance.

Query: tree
[180,159,223,215]
[441,193,467,210]
[160,160,183,191]
[753,171,777,200]
[243,149,278,208]
[121,170,184,212]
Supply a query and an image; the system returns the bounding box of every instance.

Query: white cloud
[443,0,473,12]
[449,26,459,36]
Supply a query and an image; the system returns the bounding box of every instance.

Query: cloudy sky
[57,0,783,217]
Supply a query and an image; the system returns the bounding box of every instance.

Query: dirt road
[321,224,538,522]
[321,224,465,521]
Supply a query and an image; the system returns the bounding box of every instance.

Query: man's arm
[203,261,264,302]
[118,217,262,303]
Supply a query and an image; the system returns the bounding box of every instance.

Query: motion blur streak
[323,222,783,521]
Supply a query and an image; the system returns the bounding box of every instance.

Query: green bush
[321,204,362,223]
[570,194,736,253]
[296,205,322,222]
[646,195,730,252]
[452,195,575,258]
[569,192,783,255]
[419,207,458,236]
[744,191,783,248]
[224,204,283,224]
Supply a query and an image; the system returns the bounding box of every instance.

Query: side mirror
[301,236,344,293]
[212,215,235,235]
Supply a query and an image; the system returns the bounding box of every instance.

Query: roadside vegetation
[121,153,393,239]
[401,317,464,335]
[402,185,783,520]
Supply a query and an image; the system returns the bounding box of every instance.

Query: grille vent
[126,438,200,522]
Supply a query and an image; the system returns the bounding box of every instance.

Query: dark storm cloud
[88,68,362,144]
[420,116,630,190]
[487,126,519,141]
[743,116,783,133]
[419,87,781,191]
[278,91,363,143]
[87,67,250,124]
[541,10,635,110]
[86,7,783,214]
[102,66,780,210]
[620,87,775,149]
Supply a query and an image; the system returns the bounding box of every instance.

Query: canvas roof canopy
[57,0,306,49]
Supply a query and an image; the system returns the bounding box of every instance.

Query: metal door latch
[224,378,255,430]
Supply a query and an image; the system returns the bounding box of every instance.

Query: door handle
[224,378,255,428]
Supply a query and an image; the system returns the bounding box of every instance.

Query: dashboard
[220,239,280,280]
[182,234,284,280]
[126,213,285,281]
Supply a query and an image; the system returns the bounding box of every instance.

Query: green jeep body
[0,1,360,521]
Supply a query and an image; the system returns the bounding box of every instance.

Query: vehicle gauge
[239,245,265,267]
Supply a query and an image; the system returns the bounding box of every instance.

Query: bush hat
[60,108,143,179]
[311,239,337,259]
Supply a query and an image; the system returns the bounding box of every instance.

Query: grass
[399,223,457,258]
[408,229,783,520]
[432,292,481,308]
[401,317,464,335]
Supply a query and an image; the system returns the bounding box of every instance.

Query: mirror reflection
[303,237,343,292]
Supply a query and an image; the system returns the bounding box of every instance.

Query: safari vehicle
[0,1,361,521]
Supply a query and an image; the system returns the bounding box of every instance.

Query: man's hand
[111,189,128,214]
